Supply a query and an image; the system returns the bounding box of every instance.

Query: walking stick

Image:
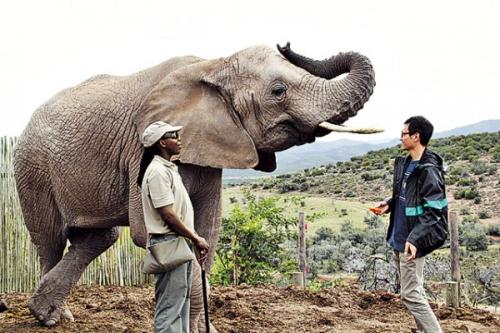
[201,262,210,333]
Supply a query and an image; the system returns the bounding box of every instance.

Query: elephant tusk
[318,121,384,134]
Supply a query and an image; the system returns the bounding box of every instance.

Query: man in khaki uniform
[139,121,209,333]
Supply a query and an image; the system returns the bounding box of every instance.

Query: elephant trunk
[278,43,375,129]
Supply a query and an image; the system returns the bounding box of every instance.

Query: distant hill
[434,119,500,138]
[223,119,500,183]
[244,131,499,222]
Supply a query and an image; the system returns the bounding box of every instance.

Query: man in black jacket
[375,116,447,333]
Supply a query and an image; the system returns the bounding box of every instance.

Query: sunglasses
[400,131,414,137]
[162,132,180,139]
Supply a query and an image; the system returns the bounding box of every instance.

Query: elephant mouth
[279,119,316,147]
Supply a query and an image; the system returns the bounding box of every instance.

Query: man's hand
[373,201,389,215]
[404,241,417,261]
[193,235,210,264]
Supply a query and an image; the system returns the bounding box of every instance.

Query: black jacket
[386,148,448,257]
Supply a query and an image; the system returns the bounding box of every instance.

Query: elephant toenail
[45,319,56,326]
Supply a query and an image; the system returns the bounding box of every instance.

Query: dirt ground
[1,284,499,333]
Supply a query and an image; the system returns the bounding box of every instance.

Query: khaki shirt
[141,155,194,235]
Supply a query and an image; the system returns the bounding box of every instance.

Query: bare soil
[1,284,499,333]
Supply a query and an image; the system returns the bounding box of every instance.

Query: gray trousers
[151,234,193,333]
[394,252,442,333]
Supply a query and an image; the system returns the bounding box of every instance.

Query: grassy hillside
[222,187,385,234]
[228,132,499,223]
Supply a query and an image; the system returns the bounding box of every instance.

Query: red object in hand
[369,207,382,214]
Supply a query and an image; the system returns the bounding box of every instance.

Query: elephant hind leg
[18,189,67,276]
[28,226,120,327]
[16,179,74,323]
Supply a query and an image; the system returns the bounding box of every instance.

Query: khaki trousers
[394,252,442,333]
[152,234,193,333]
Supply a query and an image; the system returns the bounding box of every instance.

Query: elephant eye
[271,84,287,98]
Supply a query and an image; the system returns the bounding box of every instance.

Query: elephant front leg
[188,172,222,333]
[28,227,120,326]
[189,261,218,333]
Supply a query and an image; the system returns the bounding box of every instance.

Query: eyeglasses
[162,132,180,140]
[400,131,411,137]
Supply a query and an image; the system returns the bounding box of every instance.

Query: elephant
[13,42,376,331]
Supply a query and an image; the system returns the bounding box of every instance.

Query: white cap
[140,121,183,147]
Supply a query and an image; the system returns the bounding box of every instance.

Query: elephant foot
[207,323,218,333]
[28,296,74,327]
[196,317,218,333]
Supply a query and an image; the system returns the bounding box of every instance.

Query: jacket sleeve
[385,197,394,212]
[406,166,448,250]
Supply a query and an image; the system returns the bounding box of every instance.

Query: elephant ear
[134,59,260,169]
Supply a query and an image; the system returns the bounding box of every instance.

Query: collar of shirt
[153,155,178,170]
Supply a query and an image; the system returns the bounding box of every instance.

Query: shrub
[487,223,500,236]
[461,222,489,251]
[345,190,356,197]
[309,169,325,177]
[277,173,291,179]
[363,214,384,229]
[312,227,335,243]
[464,188,480,200]
[456,178,477,186]
[262,182,273,190]
[361,172,382,181]
[449,165,469,177]
[462,215,479,223]
[478,211,492,219]
[278,182,299,193]
[454,187,480,200]
[213,190,297,285]
[470,161,488,175]
[460,207,470,216]
[299,182,310,192]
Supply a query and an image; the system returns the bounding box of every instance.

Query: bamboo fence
[0,136,152,293]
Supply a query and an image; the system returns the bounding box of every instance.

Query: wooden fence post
[446,211,461,307]
[298,211,307,287]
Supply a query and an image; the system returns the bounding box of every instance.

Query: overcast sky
[1,0,499,141]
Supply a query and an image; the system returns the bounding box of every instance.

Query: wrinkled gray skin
[14,43,375,331]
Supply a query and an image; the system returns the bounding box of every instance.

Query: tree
[212,190,298,285]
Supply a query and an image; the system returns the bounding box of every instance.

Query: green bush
[299,182,310,192]
[460,207,470,215]
[478,211,492,219]
[276,173,292,179]
[213,190,297,285]
[470,160,488,175]
[454,187,480,200]
[456,178,477,186]
[486,223,500,236]
[345,190,356,197]
[312,227,335,242]
[460,222,489,251]
[278,182,299,193]
[309,169,325,177]
[363,214,384,229]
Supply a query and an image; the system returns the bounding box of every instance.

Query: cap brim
[168,125,183,132]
